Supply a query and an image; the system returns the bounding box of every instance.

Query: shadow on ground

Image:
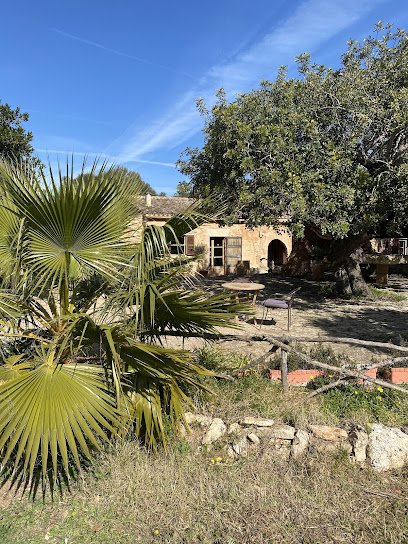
[202,273,408,343]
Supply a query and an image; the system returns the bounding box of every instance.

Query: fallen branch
[310,355,408,396]
[268,337,408,395]
[275,335,408,353]
[309,378,348,397]
[358,355,408,371]
[163,330,408,353]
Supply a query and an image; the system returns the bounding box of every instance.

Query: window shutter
[225,237,242,271]
[185,235,195,256]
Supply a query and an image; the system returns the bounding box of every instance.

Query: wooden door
[225,237,242,274]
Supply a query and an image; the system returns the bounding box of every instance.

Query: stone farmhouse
[137,194,292,276]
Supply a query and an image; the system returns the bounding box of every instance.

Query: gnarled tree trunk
[283,228,371,296]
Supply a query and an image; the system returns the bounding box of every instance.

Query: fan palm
[0,158,244,489]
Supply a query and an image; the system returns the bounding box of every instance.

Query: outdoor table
[221,282,265,306]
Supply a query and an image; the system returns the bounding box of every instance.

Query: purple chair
[259,288,301,331]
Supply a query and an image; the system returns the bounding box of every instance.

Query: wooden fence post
[281,341,289,394]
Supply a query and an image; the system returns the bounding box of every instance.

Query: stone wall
[184,412,408,472]
[188,223,292,275]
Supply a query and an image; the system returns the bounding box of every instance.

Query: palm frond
[0,159,141,294]
[141,288,248,337]
[0,198,24,282]
[116,338,211,446]
[0,354,120,481]
[0,354,30,384]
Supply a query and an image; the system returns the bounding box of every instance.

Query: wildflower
[354,390,359,395]
[154,529,159,535]
[328,374,333,378]
[309,375,315,381]
[377,386,384,393]
[210,459,215,465]
[216,456,223,463]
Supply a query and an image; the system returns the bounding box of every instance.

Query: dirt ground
[166,273,408,366]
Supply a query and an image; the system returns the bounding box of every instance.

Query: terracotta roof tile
[137,195,195,219]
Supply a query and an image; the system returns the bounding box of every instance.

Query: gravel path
[166,274,408,366]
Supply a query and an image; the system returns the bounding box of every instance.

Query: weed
[318,282,337,298]
[367,286,406,302]
[318,382,407,426]
[196,346,250,372]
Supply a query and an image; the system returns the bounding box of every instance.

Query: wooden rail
[171,331,408,396]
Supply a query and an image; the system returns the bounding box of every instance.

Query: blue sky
[2,0,408,194]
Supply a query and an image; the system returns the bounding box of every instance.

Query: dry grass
[1,347,407,543]
[1,442,407,544]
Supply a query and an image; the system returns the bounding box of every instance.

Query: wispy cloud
[35,148,175,168]
[114,0,386,161]
[51,28,196,81]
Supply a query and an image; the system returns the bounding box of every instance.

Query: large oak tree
[179,25,408,293]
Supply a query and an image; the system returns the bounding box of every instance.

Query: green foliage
[179,24,408,239]
[0,158,245,491]
[74,165,157,195]
[270,344,352,371]
[367,286,406,302]
[317,382,405,422]
[196,346,250,372]
[0,102,36,163]
[175,180,192,197]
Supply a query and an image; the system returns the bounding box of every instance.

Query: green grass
[195,347,408,428]
[367,286,406,302]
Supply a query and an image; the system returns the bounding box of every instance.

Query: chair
[259,287,301,331]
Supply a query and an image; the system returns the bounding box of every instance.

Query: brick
[390,368,408,384]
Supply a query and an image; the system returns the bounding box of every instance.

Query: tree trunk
[344,247,370,296]
[283,227,371,297]
[332,236,370,296]
[334,267,352,296]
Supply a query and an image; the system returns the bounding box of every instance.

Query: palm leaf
[0,198,24,281]
[101,329,211,445]
[0,355,30,384]
[0,159,141,294]
[142,287,248,336]
[0,356,120,481]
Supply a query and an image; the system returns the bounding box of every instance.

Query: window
[169,235,195,256]
[210,237,243,271]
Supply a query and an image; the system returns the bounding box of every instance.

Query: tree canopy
[77,165,158,195]
[175,180,192,197]
[179,24,408,241]
[0,102,35,162]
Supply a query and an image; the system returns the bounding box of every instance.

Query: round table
[221,282,265,305]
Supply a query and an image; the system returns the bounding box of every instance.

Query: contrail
[51,27,196,81]
[35,148,176,168]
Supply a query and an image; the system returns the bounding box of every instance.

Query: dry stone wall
[184,412,408,472]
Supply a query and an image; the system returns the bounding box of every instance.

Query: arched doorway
[268,240,288,270]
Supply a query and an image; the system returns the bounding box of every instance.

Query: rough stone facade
[187,222,292,275]
[135,195,292,276]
